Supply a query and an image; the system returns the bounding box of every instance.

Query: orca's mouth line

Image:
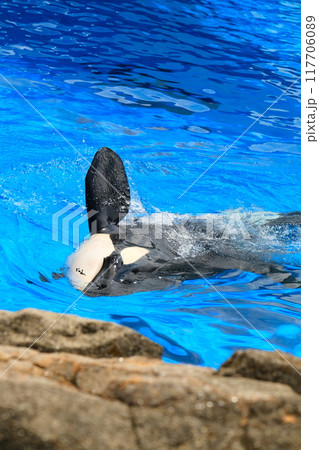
[0,73,127,204]
[177,74,301,200]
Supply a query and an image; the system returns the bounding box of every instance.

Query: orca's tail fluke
[85,147,131,235]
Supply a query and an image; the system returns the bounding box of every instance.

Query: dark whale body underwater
[66,147,300,296]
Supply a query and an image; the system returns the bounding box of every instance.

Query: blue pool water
[0,0,300,367]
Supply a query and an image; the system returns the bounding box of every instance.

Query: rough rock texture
[0,346,300,450]
[0,309,301,449]
[218,349,301,394]
[0,375,135,450]
[0,308,162,359]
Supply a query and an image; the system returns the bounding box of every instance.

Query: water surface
[0,0,300,367]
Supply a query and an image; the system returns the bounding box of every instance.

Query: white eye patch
[66,234,115,291]
[120,247,149,265]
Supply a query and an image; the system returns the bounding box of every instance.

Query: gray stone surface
[0,375,136,450]
[0,308,162,359]
[217,349,301,394]
[0,344,300,450]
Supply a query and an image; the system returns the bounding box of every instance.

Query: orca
[66,147,301,296]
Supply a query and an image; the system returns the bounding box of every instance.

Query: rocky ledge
[0,309,300,450]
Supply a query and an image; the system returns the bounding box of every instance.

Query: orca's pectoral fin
[85,147,131,234]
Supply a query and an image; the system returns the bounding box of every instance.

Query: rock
[217,349,301,394]
[0,309,300,449]
[0,309,162,359]
[0,345,300,450]
[0,376,136,450]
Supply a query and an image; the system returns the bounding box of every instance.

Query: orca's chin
[66,233,116,292]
